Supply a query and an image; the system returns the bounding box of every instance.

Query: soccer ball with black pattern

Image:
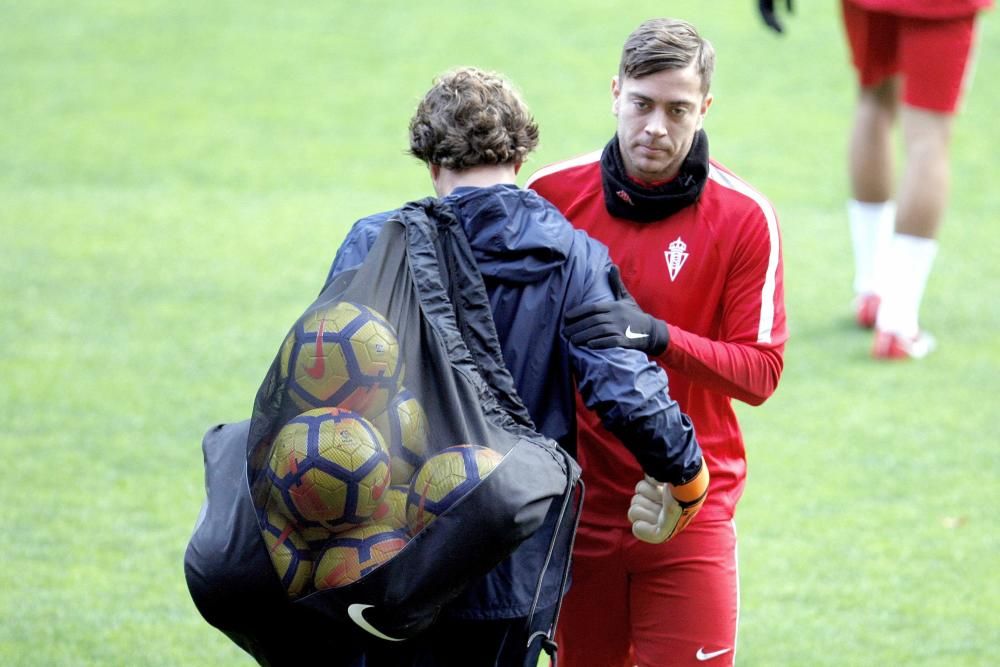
[406,445,503,534]
[369,484,409,533]
[266,407,391,530]
[313,523,410,589]
[259,506,314,598]
[279,301,403,420]
[372,387,430,485]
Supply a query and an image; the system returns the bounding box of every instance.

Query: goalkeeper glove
[627,460,709,544]
[759,0,794,34]
[563,265,669,357]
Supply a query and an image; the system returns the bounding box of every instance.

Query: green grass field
[2,1,997,665]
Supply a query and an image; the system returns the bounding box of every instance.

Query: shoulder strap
[399,198,535,430]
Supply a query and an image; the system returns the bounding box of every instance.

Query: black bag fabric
[184,198,581,665]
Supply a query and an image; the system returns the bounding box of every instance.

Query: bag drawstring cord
[524,450,585,666]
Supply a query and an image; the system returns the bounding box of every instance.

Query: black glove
[759,0,793,34]
[564,265,669,357]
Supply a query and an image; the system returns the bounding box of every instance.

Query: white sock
[875,233,938,338]
[848,199,896,297]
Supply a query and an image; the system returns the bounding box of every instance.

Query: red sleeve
[663,192,787,406]
[663,328,784,406]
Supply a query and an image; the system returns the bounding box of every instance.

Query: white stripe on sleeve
[524,149,603,188]
[708,164,780,344]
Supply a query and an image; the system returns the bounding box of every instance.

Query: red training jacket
[528,151,788,524]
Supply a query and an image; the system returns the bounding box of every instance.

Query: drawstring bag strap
[524,448,586,663]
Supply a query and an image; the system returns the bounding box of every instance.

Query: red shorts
[841,0,980,113]
[555,519,739,667]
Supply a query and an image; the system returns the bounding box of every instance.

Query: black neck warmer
[600,129,709,222]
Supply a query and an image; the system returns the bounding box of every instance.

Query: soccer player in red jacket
[527,18,787,666]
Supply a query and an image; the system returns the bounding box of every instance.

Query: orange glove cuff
[672,460,709,507]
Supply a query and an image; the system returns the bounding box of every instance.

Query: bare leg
[847,79,899,313]
[849,79,899,203]
[872,104,952,353]
[895,105,954,238]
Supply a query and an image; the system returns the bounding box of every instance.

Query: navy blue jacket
[327,184,699,618]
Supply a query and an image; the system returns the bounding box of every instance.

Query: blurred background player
[528,17,786,667]
[842,0,992,359]
[761,0,993,359]
[327,66,706,667]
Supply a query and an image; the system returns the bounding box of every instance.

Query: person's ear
[697,93,713,130]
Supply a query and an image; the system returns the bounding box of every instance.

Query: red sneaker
[871,329,936,360]
[854,293,880,329]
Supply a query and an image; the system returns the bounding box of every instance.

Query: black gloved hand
[759,0,794,34]
[564,265,669,357]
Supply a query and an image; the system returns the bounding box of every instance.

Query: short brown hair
[408,67,540,170]
[619,18,715,94]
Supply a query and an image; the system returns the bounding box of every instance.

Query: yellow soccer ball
[372,387,430,485]
[313,523,409,589]
[259,507,314,598]
[267,407,391,530]
[406,445,503,534]
[280,301,403,419]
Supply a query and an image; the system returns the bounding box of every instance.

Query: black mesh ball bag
[184,199,581,665]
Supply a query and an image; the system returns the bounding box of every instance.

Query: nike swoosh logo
[624,325,649,339]
[696,647,732,661]
[305,317,326,379]
[347,603,405,642]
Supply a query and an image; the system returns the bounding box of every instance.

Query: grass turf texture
[2,1,997,665]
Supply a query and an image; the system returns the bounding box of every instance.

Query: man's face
[612,64,712,184]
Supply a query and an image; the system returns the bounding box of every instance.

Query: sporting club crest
[664,237,689,282]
